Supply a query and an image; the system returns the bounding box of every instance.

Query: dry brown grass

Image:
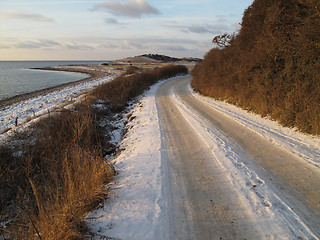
[0,64,188,239]
[93,64,188,111]
[1,104,114,239]
[192,0,320,135]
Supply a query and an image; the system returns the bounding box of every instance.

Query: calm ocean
[0,61,108,101]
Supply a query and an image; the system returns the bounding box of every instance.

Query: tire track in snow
[161,75,319,239]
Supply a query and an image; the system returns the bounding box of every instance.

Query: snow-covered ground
[190,85,320,168]
[49,64,113,73]
[172,83,319,239]
[0,69,117,143]
[87,76,320,239]
[2,69,319,238]
[86,79,165,239]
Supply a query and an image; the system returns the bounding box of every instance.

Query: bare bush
[192,0,320,135]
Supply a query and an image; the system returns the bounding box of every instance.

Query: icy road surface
[88,76,320,239]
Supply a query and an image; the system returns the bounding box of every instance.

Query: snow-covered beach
[0,65,119,143]
[0,64,111,109]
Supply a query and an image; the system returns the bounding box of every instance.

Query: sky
[0,0,254,60]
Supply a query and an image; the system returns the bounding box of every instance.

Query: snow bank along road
[88,75,320,239]
[156,76,320,239]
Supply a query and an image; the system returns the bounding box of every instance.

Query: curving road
[156,76,320,239]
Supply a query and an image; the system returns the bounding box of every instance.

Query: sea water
[0,61,108,101]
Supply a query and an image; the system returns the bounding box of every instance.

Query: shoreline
[0,66,110,109]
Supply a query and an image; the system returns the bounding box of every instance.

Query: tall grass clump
[0,104,114,239]
[0,64,188,239]
[192,0,320,135]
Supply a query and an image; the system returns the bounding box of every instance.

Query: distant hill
[115,54,201,63]
[191,0,320,135]
[141,54,180,62]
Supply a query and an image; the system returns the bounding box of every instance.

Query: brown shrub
[93,64,188,111]
[0,63,188,239]
[1,104,114,239]
[192,0,320,135]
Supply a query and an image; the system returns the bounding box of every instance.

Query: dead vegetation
[0,105,115,239]
[92,64,189,112]
[192,0,320,135]
[0,64,188,239]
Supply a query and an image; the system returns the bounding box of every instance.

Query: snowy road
[88,75,320,239]
[156,76,320,239]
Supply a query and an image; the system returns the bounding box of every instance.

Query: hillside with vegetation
[115,54,201,63]
[191,0,320,134]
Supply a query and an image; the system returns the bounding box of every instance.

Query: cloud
[92,0,160,18]
[187,23,233,34]
[104,18,120,24]
[187,25,215,34]
[162,45,188,52]
[121,39,146,49]
[103,37,201,54]
[122,40,130,46]
[100,42,119,48]
[11,39,94,51]
[0,43,11,49]
[14,39,61,49]
[0,46,11,49]
[165,21,234,36]
[0,11,55,22]
[93,37,196,53]
[232,22,241,31]
[65,43,94,50]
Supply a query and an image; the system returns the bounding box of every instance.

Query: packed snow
[172,84,319,239]
[86,79,165,239]
[87,76,320,239]
[189,85,320,168]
